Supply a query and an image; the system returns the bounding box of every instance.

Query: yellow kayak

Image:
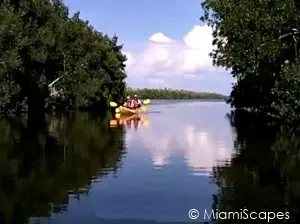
[110,99,150,115]
[117,105,148,115]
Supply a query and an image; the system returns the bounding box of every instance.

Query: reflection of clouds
[134,130,172,168]
[184,126,215,171]
[125,114,233,175]
[183,126,232,174]
[151,137,171,167]
[125,128,171,168]
[125,130,134,143]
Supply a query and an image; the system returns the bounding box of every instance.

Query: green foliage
[0,0,127,117]
[201,0,300,114]
[271,59,300,123]
[125,87,226,99]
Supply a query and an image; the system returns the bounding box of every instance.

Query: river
[0,100,298,223]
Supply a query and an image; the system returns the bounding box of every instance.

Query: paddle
[109,102,118,107]
[109,99,151,108]
[143,99,150,105]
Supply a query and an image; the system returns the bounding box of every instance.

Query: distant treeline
[0,0,126,117]
[126,88,226,99]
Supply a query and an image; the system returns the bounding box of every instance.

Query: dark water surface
[1,100,299,223]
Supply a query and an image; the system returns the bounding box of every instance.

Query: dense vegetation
[0,0,127,118]
[126,88,226,99]
[201,0,300,123]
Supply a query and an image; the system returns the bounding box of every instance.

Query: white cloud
[123,24,234,94]
[125,24,216,75]
[149,32,175,44]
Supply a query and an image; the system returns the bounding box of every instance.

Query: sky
[63,0,234,94]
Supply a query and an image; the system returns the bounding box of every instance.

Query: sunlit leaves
[0,0,127,116]
[201,0,300,112]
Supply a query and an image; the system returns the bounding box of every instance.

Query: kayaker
[133,94,142,108]
[123,96,133,108]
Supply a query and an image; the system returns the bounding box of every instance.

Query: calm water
[1,100,299,223]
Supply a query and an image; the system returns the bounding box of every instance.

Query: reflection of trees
[0,112,126,224]
[212,110,300,223]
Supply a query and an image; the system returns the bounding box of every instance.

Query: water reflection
[90,102,233,223]
[125,103,234,175]
[212,110,300,223]
[0,113,125,224]
[110,114,150,129]
[183,125,233,175]
[6,101,300,223]
[0,101,238,223]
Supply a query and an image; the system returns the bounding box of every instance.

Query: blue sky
[64,0,234,94]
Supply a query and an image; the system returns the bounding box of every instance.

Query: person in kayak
[133,94,142,108]
[123,96,133,108]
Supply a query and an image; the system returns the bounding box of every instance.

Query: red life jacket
[125,100,136,108]
[130,100,137,108]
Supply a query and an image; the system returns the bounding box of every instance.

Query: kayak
[110,99,150,115]
[117,105,148,115]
